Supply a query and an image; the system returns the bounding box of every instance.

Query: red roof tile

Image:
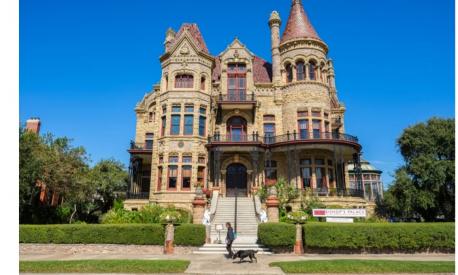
[212,56,272,84]
[253,56,272,83]
[169,23,209,54]
[281,0,321,44]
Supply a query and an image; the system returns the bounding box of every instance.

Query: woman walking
[225,222,235,257]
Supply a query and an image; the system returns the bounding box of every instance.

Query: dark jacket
[226,227,235,242]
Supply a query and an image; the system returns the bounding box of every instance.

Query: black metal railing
[130,141,153,150]
[265,131,359,144]
[301,187,365,198]
[218,92,255,102]
[126,191,149,199]
[208,131,359,145]
[208,132,261,143]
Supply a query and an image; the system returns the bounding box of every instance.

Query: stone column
[294,223,304,254]
[164,223,174,254]
[266,185,280,222]
[192,196,207,224]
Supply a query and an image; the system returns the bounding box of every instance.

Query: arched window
[285,63,293,83]
[296,61,305,81]
[200,76,206,91]
[175,74,194,88]
[308,61,316,80]
[227,116,247,142]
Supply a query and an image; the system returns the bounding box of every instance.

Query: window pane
[172,105,181,112]
[185,105,194,112]
[301,167,311,188]
[199,116,206,136]
[171,115,180,135]
[183,156,192,163]
[169,156,178,163]
[300,159,311,166]
[184,115,193,135]
[315,159,325,165]
[199,107,206,115]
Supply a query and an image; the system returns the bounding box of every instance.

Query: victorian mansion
[125,0,380,212]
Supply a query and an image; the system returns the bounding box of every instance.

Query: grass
[270,260,455,274]
[20,259,190,273]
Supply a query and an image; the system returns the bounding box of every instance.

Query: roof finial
[292,0,302,6]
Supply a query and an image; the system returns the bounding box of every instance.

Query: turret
[269,11,282,85]
[164,27,176,52]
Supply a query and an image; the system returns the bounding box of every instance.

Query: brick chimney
[25,117,41,134]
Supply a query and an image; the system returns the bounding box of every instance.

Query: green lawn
[270,260,455,274]
[20,259,190,273]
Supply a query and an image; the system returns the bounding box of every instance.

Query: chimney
[269,11,282,85]
[25,117,41,134]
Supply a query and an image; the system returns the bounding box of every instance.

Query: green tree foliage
[378,117,455,221]
[19,128,128,224]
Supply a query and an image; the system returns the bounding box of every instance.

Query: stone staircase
[195,196,271,254]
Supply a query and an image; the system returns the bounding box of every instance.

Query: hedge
[258,222,295,248]
[303,223,455,252]
[174,224,206,246]
[20,224,164,245]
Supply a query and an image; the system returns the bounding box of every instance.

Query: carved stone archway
[220,154,254,197]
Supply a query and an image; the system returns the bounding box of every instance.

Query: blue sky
[20,0,454,186]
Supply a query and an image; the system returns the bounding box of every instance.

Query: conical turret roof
[281,0,321,44]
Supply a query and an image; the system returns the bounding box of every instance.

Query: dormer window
[296,61,305,81]
[285,63,293,83]
[175,74,194,88]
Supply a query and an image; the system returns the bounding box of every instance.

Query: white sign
[326,217,354,223]
[312,208,366,218]
[215,224,224,231]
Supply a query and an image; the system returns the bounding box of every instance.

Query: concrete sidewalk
[20,244,455,275]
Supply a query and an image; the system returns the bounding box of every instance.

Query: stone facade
[125,0,375,214]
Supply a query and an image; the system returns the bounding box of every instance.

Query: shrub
[258,222,295,248]
[100,204,192,224]
[174,224,206,246]
[303,222,454,252]
[20,224,164,245]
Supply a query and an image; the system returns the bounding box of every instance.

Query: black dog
[232,250,258,263]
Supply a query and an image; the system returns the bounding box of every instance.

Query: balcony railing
[129,141,153,150]
[208,132,261,143]
[208,131,359,146]
[303,188,365,198]
[218,92,255,102]
[126,191,149,199]
[265,131,359,144]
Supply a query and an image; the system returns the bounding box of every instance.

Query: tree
[379,117,455,221]
[19,127,128,223]
[84,159,128,220]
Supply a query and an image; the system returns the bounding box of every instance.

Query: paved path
[20,244,455,275]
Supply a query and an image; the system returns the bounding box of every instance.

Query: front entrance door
[226,163,247,197]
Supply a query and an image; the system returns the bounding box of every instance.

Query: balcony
[208,132,262,143]
[216,92,256,110]
[128,141,153,154]
[265,131,360,150]
[303,187,365,198]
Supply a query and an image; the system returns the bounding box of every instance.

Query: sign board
[312,208,366,218]
[326,217,354,223]
[215,224,224,231]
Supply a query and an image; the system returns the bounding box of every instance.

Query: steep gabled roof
[169,23,209,54]
[281,0,321,44]
[211,56,272,84]
[253,56,272,83]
